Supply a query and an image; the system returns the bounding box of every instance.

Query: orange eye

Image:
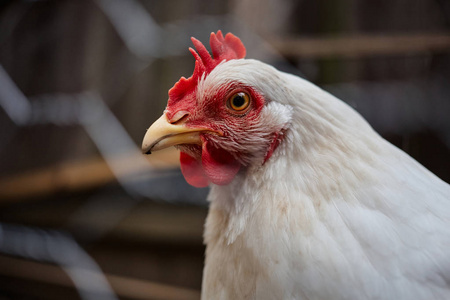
[228,92,250,112]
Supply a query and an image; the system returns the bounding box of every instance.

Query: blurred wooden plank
[270,32,450,58]
[0,148,179,202]
[111,201,207,244]
[0,196,206,244]
[0,255,200,300]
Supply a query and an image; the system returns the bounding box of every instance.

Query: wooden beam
[270,32,450,58]
[0,148,179,203]
[1,199,206,244]
[0,255,201,300]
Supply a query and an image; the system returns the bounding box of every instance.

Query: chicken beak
[142,114,206,154]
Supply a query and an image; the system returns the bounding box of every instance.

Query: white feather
[200,59,450,300]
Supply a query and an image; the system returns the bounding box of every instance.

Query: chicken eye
[228,92,250,112]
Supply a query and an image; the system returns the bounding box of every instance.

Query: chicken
[141,31,450,300]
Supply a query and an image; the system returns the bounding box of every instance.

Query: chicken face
[142,31,290,187]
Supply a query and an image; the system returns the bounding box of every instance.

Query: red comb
[167,31,246,110]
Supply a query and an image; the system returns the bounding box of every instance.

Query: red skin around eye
[178,86,266,187]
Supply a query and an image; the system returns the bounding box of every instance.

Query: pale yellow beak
[142,114,212,154]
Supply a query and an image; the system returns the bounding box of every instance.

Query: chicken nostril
[169,110,190,124]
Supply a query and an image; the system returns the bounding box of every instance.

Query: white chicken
[142,31,450,300]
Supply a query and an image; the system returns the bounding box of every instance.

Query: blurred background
[0,0,449,299]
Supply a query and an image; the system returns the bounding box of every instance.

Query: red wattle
[180,152,209,188]
[202,142,241,186]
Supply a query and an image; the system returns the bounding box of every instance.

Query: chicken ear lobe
[202,141,241,186]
